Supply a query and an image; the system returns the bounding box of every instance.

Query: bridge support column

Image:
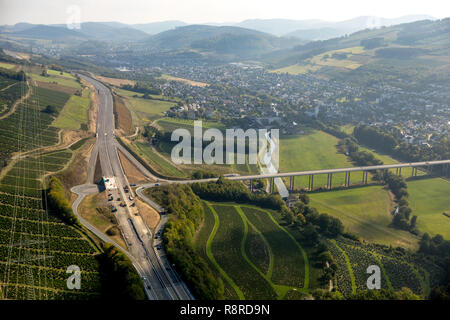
[399,167,402,176]
[396,168,399,175]
[308,175,314,191]
[270,178,274,194]
[250,180,253,192]
[327,173,333,190]
[289,176,295,191]
[347,172,351,187]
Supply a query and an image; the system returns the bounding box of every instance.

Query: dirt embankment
[113,94,132,136]
[56,138,95,203]
[96,75,135,87]
[117,150,149,184]
[81,79,98,134]
[79,192,127,249]
[135,198,160,231]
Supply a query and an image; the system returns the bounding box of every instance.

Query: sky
[0,0,449,25]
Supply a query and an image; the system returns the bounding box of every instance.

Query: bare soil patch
[118,150,148,184]
[79,192,127,249]
[135,198,160,231]
[113,94,132,135]
[96,75,135,87]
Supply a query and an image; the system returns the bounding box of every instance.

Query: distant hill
[237,15,435,40]
[0,22,149,42]
[132,21,187,35]
[75,22,149,41]
[267,18,450,82]
[145,25,302,57]
[7,25,87,41]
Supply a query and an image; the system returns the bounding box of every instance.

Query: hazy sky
[0,0,449,25]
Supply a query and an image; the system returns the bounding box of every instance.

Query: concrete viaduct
[226,159,450,193]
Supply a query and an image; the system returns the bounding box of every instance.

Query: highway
[73,74,193,300]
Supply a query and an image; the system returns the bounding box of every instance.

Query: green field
[52,88,90,129]
[0,62,16,70]
[157,117,225,134]
[194,201,321,299]
[133,141,186,178]
[116,89,176,124]
[269,64,320,75]
[407,178,450,239]
[279,130,364,188]
[28,72,81,89]
[309,186,419,249]
[46,69,75,79]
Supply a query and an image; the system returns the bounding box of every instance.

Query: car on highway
[130,183,136,187]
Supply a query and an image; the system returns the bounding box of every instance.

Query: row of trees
[121,82,161,96]
[46,177,80,226]
[191,176,286,210]
[97,243,146,300]
[0,68,26,81]
[338,137,418,233]
[146,184,224,300]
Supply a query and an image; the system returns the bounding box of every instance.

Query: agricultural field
[0,86,69,167]
[133,141,186,178]
[309,186,419,250]
[279,130,366,188]
[0,82,102,299]
[52,88,91,130]
[0,62,16,70]
[328,237,444,298]
[0,74,23,117]
[269,64,320,75]
[407,178,450,239]
[159,74,208,87]
[127,116,257,178]
[116,88,176,124]
[27,72,81,90]
[308,46,366,70]
[194,201,323,299]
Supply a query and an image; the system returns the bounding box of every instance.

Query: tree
[43,105,57,115]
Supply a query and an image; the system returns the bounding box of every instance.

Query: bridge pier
[308,175,314,191]
[250,180,253,192]
[270,178,275,194]
[289,176,295,191]
[326,173,333,190]
[344,171,351,187]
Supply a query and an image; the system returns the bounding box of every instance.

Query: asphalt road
[73,74,193,300]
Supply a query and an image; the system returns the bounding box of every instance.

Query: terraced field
[0,83,102,299]
[328,238,444,298]
[194,202,318,299]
